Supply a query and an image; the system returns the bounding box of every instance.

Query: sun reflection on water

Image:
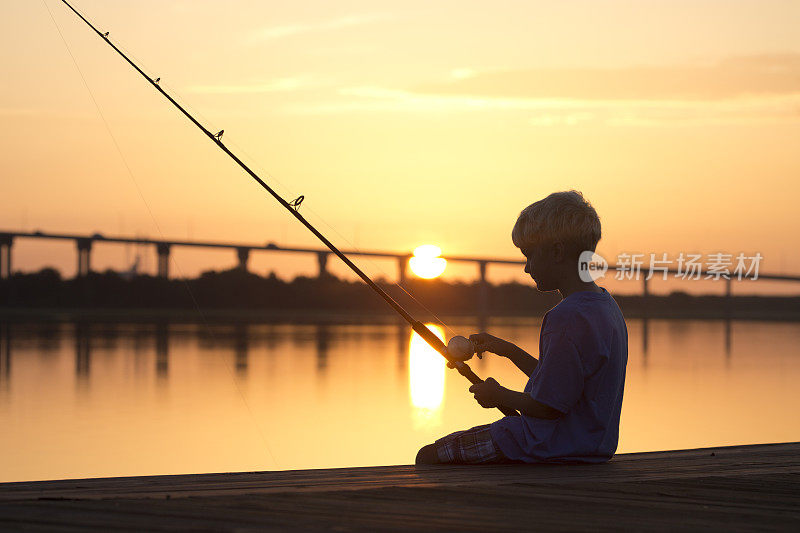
[408,324,446,426]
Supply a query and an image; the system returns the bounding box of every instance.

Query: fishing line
[137,72,457,336]
[41,0,279,468]
[210,136,458,338]
[76,10,457,338]
[52,0,518,417]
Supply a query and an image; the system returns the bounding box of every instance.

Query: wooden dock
[1,442,798,531]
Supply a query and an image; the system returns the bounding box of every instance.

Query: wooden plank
[0,442,797,531]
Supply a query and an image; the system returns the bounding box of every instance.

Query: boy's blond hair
[512,190,601,253]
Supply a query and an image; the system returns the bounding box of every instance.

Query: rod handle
[453,361,520,417]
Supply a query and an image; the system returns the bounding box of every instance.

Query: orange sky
[2,0,799,293]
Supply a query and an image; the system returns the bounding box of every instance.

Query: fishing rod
[57,0,518,417]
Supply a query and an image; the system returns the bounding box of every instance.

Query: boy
[416,190,628,465]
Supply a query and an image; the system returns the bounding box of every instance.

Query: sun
[409,245,447,279]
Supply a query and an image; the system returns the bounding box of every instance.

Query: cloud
[247,14,391,43]
[414,55,800,101]
[450,68,476,80]
[285,55,800,126]
[286,85,800,126]
[529,112,595,127]
[0,108,46,116]
[188,77,316,95]
[0,107,87,118]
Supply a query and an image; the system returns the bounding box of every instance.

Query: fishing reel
[447,335,477,361]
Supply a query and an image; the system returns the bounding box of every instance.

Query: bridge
[0,230,533,314]
[0,229,525,281]
[2,230,799,304]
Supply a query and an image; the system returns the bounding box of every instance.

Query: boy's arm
[496,386,562,419]
[469,333,539,376]
[469,378,563,419]
[504,345,539,377]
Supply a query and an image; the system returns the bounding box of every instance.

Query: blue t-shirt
[490,287,628,463]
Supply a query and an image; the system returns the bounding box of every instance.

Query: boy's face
[521,242,559,292]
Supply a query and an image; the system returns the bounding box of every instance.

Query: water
[1,318,798,482]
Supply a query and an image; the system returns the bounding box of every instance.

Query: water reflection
[408,324,446,425]
[1,318,799,482]
[74,322,90,380]
[396,320,409,372]
[640,317,734,362]
[642,317,649,366]
[234,323,249,374]
[315,324,330,372]
[156,322,169,378]
[725,319,732,358]
[0,323,9,390]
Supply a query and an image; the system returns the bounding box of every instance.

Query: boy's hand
[468,377,504,408]
[469,333,511,359]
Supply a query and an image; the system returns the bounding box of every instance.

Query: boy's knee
[415,443,440,465]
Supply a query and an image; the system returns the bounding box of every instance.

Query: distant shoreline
[2,304,800,323]
[3,268,800,323]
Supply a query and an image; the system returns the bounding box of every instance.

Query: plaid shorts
[434,424,508,464]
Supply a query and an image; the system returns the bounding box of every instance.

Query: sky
[2,0,799,294]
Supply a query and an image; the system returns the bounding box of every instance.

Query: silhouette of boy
[416,190,628,464]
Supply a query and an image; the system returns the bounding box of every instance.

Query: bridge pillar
[76,238,93,277]
[478,261,489,317]
[642,276,649,317]
[156,243,171,279]
[0,234,12,279]
[317,252,329,279]
[237,247,251,272]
